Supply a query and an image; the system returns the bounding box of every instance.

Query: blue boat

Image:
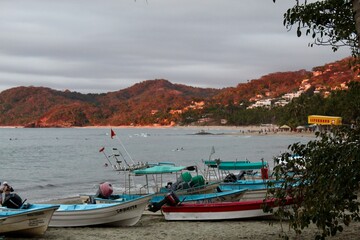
[132,164,220,195]
[0,203,59,236]
[84,189,247,205]
[150,189,247,204]
[203,158,284,201]
[220,179,284,191]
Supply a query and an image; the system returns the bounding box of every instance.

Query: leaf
[297,29,302,37]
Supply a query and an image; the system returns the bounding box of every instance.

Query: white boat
[161,198,293,221]
[0,204,59,236]
[49,194,153,227]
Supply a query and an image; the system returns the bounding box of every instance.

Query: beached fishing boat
[150,189,247,204]
[132,164,220,195]
[80,188,248,215]
[82,189,245,204]
[203,158,270,181]
[220,179,283,191]
[161,198,293,221]
[203,156,282,201]
[0,204,59,236]
[147,189,249,213]
[49,194,153,227]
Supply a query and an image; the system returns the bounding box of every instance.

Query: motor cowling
[95,182,113,199]
[148,191,180,213]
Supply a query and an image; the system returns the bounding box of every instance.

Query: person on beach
[0,181,14,206]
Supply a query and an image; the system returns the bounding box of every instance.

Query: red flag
[110,129,116,139]
[99,147,105,152]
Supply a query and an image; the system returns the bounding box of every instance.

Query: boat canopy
[132,165,186,175]
[204,160,267,170]
[219,161,267,170]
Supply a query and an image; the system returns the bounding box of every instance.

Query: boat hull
[49,195,152,227]
[170,182,220,195]
[162,198,291,221]
[220,179,283,191]
[0,204,59,236]
[151,189,247,204]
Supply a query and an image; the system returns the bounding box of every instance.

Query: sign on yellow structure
[308,115,342,125]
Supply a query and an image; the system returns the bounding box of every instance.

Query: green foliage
[180,81,359,128]
[268,124,360,239]
[329,81,360,123]
[274,0,358,55]
[179,109,203,125]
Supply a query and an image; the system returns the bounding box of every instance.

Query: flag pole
[99,147,113,166]
[111,128,135,164]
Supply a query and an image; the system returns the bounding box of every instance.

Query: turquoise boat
[84,189,248,213]
[203,160,267,170]
[132,164,220,195]
[220,179,283,191]
[88,189,247,205]
[133,165,186,175]
[203,159,282,201]
[150,189,247,203]
[203,159,270,182]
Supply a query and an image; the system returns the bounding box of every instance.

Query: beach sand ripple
[7,215,360,240]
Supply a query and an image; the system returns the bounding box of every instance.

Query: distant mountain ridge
[0,57,358,127]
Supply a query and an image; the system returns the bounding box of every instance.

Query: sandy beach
[8,214,360,240]
[6,196,360,240]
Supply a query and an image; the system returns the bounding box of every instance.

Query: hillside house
[247,99,272,109]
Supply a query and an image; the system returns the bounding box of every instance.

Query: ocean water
[0,127,314,203]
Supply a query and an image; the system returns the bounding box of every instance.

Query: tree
[268,125,360,239]
[274,0,359,55]
[267,2,360,239]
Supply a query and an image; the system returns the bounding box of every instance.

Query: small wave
[32,183,57,189]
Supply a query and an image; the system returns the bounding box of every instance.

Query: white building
[247,99,272,109]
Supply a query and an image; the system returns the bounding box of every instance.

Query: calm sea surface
[0,127,315,203]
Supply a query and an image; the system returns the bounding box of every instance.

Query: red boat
[161,198,292,221]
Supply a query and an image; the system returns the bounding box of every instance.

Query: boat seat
[189,175,205,187]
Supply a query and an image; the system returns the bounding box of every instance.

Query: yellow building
[308,115,342,125]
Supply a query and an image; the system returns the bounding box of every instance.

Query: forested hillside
[0,57,358,127]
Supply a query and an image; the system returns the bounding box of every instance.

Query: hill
[0,79,219,127]
[0,57,358,127]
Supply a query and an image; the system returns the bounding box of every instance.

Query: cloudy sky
[0,0,350,94]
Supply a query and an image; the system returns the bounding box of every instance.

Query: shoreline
[0,125,315,136]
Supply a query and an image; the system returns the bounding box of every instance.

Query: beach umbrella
[279,125,291,130]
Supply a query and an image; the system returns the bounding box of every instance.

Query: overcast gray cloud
[0,0,350,93]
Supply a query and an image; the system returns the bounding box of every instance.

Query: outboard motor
[148,191,180,213]
[95,182,113,199]
[2,193,23,209]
